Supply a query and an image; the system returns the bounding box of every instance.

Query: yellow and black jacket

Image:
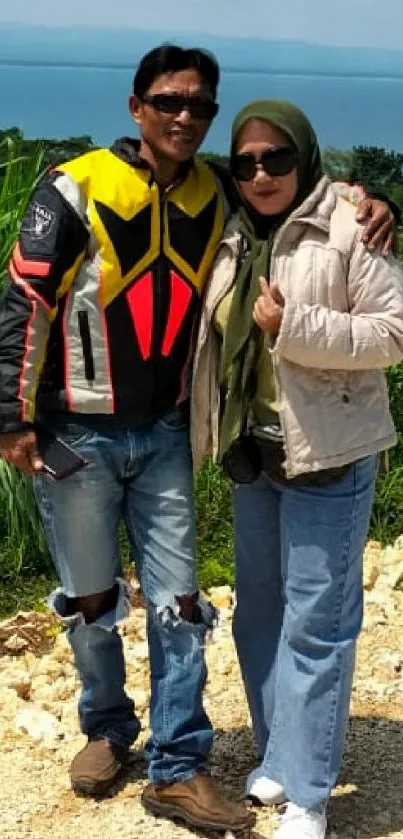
[0,139,227,431]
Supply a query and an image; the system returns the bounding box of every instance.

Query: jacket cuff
[0,413,34,434]
[269,300,297,357]
[333,182,366,205]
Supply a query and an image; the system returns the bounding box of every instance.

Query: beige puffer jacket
[191,176,403,477]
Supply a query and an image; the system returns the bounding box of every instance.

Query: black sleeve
[0,172,89,432]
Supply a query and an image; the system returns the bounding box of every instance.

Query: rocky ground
[0,539,402,839]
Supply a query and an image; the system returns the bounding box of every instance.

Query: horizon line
[1,21,403,55]
[2,59,403,81]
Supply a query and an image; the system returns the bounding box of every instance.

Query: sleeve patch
[21,201,57,241]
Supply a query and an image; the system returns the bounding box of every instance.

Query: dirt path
[0,540,402,839]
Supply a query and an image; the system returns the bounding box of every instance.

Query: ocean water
[1,63,403,155]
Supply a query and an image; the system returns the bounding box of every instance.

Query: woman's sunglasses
[141,93,219,121]
[231,147,298,182]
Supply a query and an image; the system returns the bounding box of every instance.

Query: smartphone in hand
[35,424,89,481]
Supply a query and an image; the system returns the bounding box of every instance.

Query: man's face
[130,68,216,164]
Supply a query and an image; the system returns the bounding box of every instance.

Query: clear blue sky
[1,0,403,50]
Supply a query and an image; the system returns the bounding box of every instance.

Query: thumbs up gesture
[253,277,285,336]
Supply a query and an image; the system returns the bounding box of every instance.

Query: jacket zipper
[268,221,299,474]
[151,185,165,411]
[78,310,95,383]
[268,204,331,477]
[154,184,165,355]
[152,182,178,408]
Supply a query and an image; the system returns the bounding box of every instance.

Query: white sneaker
[273,802,327,839]
[246,775,287,805]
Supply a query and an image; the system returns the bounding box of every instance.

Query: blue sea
[2,63,403,154]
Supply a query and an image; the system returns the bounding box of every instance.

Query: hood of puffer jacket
[220,174,337,254]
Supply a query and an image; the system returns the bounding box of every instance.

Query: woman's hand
[253,278,285,336]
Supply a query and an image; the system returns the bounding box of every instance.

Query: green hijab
[218,100,323,461]
[231,99,322,208]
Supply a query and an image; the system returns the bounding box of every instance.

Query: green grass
[369,361,403,543]
[0,137,50,614]
[0,574,57,618]
[0,136,44,284]
[195,460,234,589]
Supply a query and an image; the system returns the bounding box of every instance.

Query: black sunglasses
[231,147,298,182]
[141,93,219,121]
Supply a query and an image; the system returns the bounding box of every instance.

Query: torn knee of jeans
[176,592,202,623]
[74,585,120,624]
[47,578,130,631]
[47,588,83,628]
[156,592,218,629]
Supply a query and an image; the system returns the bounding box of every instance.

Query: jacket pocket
[325,371,352,406]
[78,311,95,383]
[158,406,189,432]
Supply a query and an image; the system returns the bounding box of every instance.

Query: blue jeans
[232,455,378,811]
[34,408,215,784]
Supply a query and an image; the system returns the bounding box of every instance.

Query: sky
[1,0,403,50]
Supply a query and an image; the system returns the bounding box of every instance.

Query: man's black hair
[133,44,220,99]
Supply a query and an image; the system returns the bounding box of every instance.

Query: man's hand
[356,198,395,256]
[253,278,284,336]
[0,430,43,475]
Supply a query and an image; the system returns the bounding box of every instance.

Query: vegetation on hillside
[0,131,402,616]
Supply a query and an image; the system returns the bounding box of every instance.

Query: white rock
[23,651,40,675]
[33,683,68,708]
[15,707,64,746]
[120,615,146,640]
[38,655,64,679]
[132,689,149,711]
[31,674,53,692]
[127,641,149,661]
[51,633,72,663]
[382,546,403,571]
[209,585,233,609]
[363,550,381,591]
[0,687,25,718]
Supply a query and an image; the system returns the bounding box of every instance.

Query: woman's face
[234,119,298,216]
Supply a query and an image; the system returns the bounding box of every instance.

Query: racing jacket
[0,138,226,431]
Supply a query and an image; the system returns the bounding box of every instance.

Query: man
[0,44,394,833]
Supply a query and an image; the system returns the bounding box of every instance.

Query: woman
[191,100,403,839]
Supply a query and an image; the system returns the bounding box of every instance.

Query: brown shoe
[70,738,129,795]
[142,772,255,832]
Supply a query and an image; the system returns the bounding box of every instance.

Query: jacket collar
[287,175,336,231]
[110,137,194,183]
[220,213,243,253]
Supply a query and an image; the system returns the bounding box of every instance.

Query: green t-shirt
[213,288,280,427]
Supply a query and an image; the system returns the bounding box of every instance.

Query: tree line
[2,128,403,217]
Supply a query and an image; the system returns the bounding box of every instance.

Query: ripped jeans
[33,408,215,784]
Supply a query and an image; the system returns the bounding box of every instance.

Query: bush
[195,460,233,589]
[0,137,50,599]
[369,361,403,543]
[0,136,44,284]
